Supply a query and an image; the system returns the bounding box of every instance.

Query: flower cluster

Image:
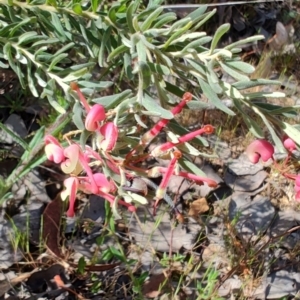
[246,136,300,201]
[44,84,218,218]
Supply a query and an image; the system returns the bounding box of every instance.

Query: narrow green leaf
[206,59,222,94]
[51,12,67,41]
[93,90,133,109]
[136,39,147,62]
[210,23,230,54]
[182,36,212,52]
[142,94,174,119]
[244,91,285,99]
[72,102,85,130]
[139,61,152,89]
[62,68,88,82]
[47,53,68,71]
[153,12,177,29]
[78,81,113,90]
[225,60,255,74]
[219,61,249,81]
[232,79,281,90]
[198,78,235,115]
[140,7,163,31]
[126,1,137,33]
[17,31,37,45]
[185,5,207,21]
[148,62,170,75]
[225,35,265,50]
[0,123,29,151]
[8,17,36,37]
[91,0,103,13]
[107,45,128,61]
[164,21,193,48]
[193,9,216,31]
[179,158,207,177]
[54,42,75,56]
[98,27,111,67]
[169,32,206,46]
[27,62,38,97]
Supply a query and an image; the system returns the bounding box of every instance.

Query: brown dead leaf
[142,273,169,298]
[188,198,209,217]
[43,195,63,257]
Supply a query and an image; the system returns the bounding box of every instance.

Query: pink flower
[61,177,79,217]
[283,135,296,152]
[96,122,118,151]
[61,144,83,175]
[85,104,106,131]
[79,172,114,194]
[44,135,65,164]
[246,140,274,163]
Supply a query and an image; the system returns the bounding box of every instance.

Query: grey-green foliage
[0,0,299,149]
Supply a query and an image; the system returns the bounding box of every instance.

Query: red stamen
[70,82,90,112]
[155,151,182,208]
[141,92,193,145]
[152,125,214,157]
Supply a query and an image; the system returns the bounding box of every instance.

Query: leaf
[43,195,63,257]
[182,36,212,52]
[142,94,174,119]
[179,159,207,177]
[232,79,281,90]
[80,130,92,148]
[51,12,67,41]
[72,3,82,14]
[163,21,193,48]
[127,192,148,205]
[185,5,207,21]
[206,59,222,94]
[198,78,235,115]
[148,62,170,75]
[140,7,163,31]
[139,61,152,89]
[169,32,206,45]
[219,61,250,81]
[17,31,38,45]
[91,0,103,12]
[78,81,113,90]
[244,91,285,99]
[210,23,230,54]
[0,123,29,151]
[225,60,255,74]
[126,1,137,33]
[225,35,265,50]
[47,53,68,71]
[93,90,133,109]
[107,45,128,61]
[98,27,111,67]
[153,12,177,29]
[72,101,85,130]
[27,61,39,97]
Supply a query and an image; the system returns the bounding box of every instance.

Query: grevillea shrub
[1,1,300,213]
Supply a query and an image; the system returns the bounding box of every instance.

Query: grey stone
[229,194,276,242]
